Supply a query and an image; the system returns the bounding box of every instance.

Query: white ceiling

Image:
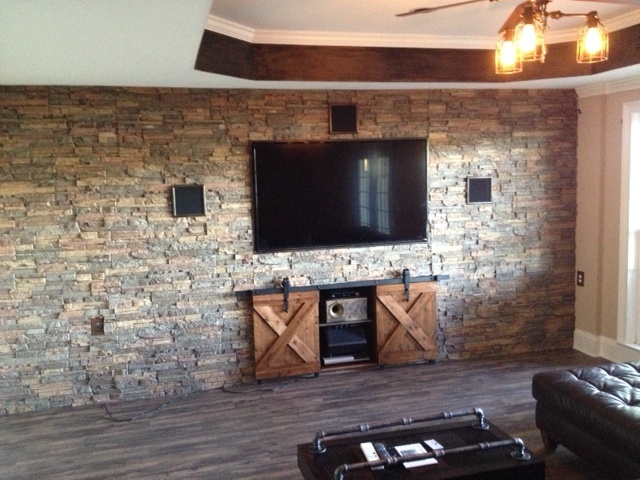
[2,0,640,91]
[209,0,640,48]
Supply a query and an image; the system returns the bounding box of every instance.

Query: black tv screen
[251,138,428,253]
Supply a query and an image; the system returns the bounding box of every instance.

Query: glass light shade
[519,23,537,52]
[516,20,546,62]
[495,31,523,74]
[577,17,608,63]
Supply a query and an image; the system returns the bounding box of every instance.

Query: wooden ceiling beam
[195,24,640,83]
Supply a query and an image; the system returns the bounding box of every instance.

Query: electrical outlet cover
[91,317,104,335]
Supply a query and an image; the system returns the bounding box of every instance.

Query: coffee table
[297,410,545,480]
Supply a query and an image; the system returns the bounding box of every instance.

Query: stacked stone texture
[0,86,577,414]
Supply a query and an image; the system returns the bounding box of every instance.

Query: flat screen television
[251,138,428,253]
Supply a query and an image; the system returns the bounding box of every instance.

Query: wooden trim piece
[254,302,318,367]
[195,31,256,80]
[252,290,320,380]
[377,293,433,352]
[594,23,640,73]
[375,282,437,365]
[253,44,497,82]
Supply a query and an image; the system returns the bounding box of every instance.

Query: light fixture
[495,29,523,74]
[395,0,610,74]
[576,12,609,63]
[515,3,546,62]
[495,0,609,74]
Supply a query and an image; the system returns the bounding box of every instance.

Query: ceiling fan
[396,0,636,73]
[397,0,502,18]
[397,0,640,23]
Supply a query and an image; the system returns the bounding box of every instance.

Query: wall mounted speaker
[172,185,206,217]
[329,104,357,133]
[466,177,492,204]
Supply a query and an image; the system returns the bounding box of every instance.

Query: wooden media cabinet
[250,273,443,381]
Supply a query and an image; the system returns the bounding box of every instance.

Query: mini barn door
[375,282,437,365]
[252,290,320,380]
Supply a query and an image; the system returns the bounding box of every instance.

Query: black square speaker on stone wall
[466,177,492,204]
[329,104,357,133]
[172,185,206,217]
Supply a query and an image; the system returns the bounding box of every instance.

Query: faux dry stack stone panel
[0,87,577,414]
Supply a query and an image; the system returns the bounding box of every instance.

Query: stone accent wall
[0,86,577,414]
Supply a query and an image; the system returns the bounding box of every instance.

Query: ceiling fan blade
[498,1,528,32]
[396,0,490,16]
[396,7,437,16]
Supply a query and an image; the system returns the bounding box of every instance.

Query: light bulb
[577,14,608,63]
[500,40,517,67]
[519,23,537,53]
[496,29,522,74]
[584,27,603,55]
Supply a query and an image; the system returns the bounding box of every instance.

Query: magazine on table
[393,442,438,469]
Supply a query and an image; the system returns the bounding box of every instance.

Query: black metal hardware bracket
[308,407,489,455]
[281,277,290,312]
[332,437,531,480]
[402,268,410,301]
[235,270,451,299]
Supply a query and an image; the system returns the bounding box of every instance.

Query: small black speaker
[172,185,206,217]
[466,177,492,204]
[329,104,357,133]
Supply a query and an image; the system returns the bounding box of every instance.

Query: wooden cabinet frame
[253,290,320,381]
[375,282,437,365]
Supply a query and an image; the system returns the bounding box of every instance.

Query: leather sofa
[532,361,640,480]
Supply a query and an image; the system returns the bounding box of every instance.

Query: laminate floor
[0,350,615,479]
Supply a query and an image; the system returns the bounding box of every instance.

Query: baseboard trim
[573,328,640,362]
[573,329,600,357]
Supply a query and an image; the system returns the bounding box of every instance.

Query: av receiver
[323,292,368,324]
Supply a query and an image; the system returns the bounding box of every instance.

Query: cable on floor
[102,392,191,422]
[221,378,299,394]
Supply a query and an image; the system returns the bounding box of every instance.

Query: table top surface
[297,419,545,480]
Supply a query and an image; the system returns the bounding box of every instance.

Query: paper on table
[394,443,438,469]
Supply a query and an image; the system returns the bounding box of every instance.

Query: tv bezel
[251,138,429,253]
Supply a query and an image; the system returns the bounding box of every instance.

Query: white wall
[575,78,640,362]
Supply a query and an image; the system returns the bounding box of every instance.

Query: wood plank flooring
[0,350,614,479]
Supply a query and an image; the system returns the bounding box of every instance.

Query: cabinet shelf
[319,318,373,328]
[322,354,371,366]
